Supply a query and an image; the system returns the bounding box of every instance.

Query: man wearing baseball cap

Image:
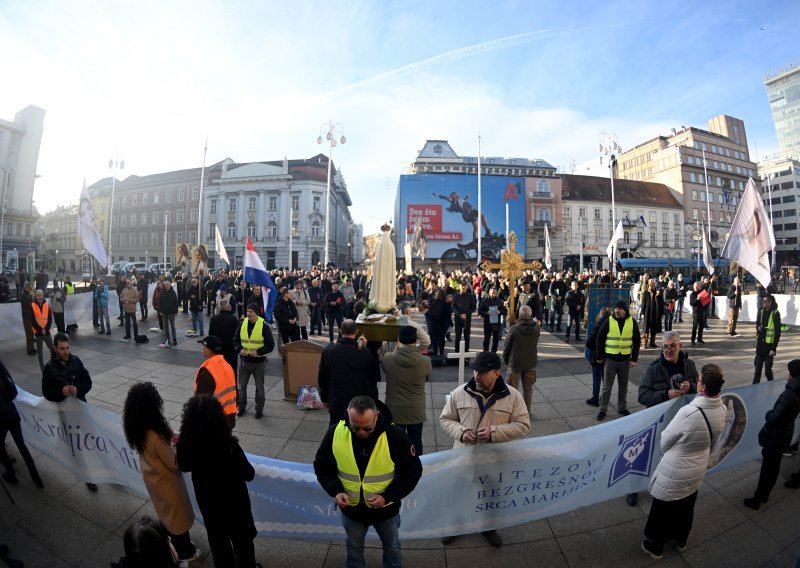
[196,335,237,430]
[594,300,641,421]
[439,351,530,548]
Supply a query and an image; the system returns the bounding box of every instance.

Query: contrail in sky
[324,23,629,99]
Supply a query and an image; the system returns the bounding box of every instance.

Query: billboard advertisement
[394,174,526,261]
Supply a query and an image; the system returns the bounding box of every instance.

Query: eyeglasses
[662,344,679,351]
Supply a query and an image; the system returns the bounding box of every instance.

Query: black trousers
[483,321,500,353]
[207,530,255,568]
[754,447,783,501]
[753,353,774,384]
[643,491,698,555]
[0,419,40,481]
[691,312,705,341]
[454,317,472,351]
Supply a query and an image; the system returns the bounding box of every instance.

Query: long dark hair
[123,382,172,454]
[178,395,235,454]
[122,516,175,567]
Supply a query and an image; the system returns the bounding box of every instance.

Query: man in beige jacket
[439,350,530,548]
[120,278,141,340]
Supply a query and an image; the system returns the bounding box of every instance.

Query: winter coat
[140,430,195,535]
[317,337,380,422]
[20,289,34,320]
[120,286,140,314]
[41,354,92,402]
[208,312,240,357]
[382,346,432,424]
[188,284,203,312]
[274,296,299,329]
[0,360,20,426]
[159,287,179,315]
[452,291,477,319]
[648,395,726,501]
[291,288,311,327]
[478,296,506,330]
[177,436,256,539]
[51,288,66,314]
[586,316,609,368]
[640,289,663,335]
[758,377,800,451]
[97,285,109,309]
[314,400,423,526]
[564,289,584,315]
[440,377,530,449]
[638,352,698,408]
[502,318,540,371]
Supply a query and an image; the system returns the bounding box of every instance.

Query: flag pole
[702,150,713,270]
[197,137,208,250]
[477,130,482,266]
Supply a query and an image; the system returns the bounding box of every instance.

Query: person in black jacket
[208,299,240,380]
[157,280,179,348]
[479,287,506,353]
[177,395,260,568]
[753,295,781,384]
[274,287,300,344]
[452,281,477,352]
[548,273,569,332]
[744,359,800,510]
[323,281,346,343]
[585,308,611,407]
[314,396,422,568]
[564,281,585,342]
[308,279,324,336]
[317,320,380,426]
[726,275,743,336]
[0,358,43,487]
[19,281,36,355]
[41,333,97,491]
[688,281,706,344]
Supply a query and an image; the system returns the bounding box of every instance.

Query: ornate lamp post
[106,153,124,273]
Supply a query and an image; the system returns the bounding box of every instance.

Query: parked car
[122,261,148,275]
[148,262,174,275]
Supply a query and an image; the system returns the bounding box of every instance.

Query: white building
[203,155,355,269]
[758,156,800,266]
[0,105,45,270]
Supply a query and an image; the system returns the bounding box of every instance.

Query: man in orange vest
[196,335,237,430]
[31,289,55,372]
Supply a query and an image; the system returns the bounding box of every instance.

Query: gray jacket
[502,318,540,371]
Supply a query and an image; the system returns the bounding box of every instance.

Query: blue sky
[1,0,797,233]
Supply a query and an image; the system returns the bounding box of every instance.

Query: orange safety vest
[195,355,237,416]
[31,301,50,335]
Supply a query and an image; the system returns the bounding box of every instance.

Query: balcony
[530,220,556,228]
[529,191,553,200]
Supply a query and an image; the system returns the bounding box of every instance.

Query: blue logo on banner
[608,418,663,487]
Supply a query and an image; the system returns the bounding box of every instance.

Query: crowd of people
[1,261,799,567]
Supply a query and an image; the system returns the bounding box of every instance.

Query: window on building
[291,220,298,236]
[538,208,550,222]
[624,231,630,244]
[674,233,680,247]
[122,196,128,207]
[662,232,668,247]
[699,191,705,202]
[227,222,236,239]
[153,193,159,204]
[132,194,137,207]
[152,211,159,224]
[578,207,586,218]
[209,223,215,238]
[16,223,21,236]
[291,195,299,211]
[142,193,148,205]
[247,221,256,239]
[151,233,158,246]
[166,190,172,203]
[192,187,199,200]
[248,197,256,212]
[692,209,698,220]
[190,209,198,223]
[178,188,186,201]
[269,196,277,211]
[228,199,236,212]
[177,210,184,223]
[649,211,656,223]
[718,193,724,204]
[311,221,320,237]
[140,233,146,247]
[313,195,321,211]
[662,212,668,224]
[164,210,170,223]
[119,233,126,246]
[141,212,147,224]
[563,205,570,217]
[210,199,217,213]
[785,209,796,217]
[637,231,643,244]
[25,223,30,237]
[130,213,136,226]
[121,215,127,227]
[537,179,549,193]
[594,208,601,220]
[176,231,183,243]
[267,221,277,238]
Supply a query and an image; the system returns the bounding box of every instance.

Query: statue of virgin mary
[368,223,397,312]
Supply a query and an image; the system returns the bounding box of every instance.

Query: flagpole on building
[477,130,482,266]
[163,214,168,267]
[197,138,208,250]
[763,172,775,270]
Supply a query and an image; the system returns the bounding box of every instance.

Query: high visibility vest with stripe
[31,302,50,334]
[332,422,395,507]
[764,310,778,344]
[195,355,237,416]
[64,283,75,295]
[239,317,267,357]
[605,316,634,356]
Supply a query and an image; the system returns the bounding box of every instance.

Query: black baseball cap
[469,351,502,373]
[202,335,222,353]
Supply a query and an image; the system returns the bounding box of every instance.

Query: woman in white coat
[642,363,727,560]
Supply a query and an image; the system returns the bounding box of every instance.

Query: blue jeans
[341,513,401,568]
[99,306,110,332]
[591,365,603,401]
[191,310,204,334]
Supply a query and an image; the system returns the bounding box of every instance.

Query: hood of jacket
[391,345,425,368]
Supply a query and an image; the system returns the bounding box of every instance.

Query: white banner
[13,381,797,539]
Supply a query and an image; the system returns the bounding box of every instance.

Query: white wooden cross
[446,340,472,384]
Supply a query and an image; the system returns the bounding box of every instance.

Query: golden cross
[480,231,542,324]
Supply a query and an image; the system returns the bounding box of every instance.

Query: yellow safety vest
[605,316,633,355]
[195,355,237,416]
[332,421,395,507]
[239,317,266,357]
[64,283,75,295]
[764,310,778,344]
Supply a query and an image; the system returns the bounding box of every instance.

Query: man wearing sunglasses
[314,395,422,568]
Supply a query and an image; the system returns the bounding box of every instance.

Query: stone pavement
[0,311,798,567]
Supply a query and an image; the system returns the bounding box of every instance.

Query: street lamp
[107,153,124,274]
[0,165,13,268]
[317,122,346,268]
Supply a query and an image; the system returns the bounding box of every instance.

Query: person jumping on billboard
[432,192,492,241]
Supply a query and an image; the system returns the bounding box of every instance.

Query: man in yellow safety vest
[232,303,275,419]
[314,395,422,568]
[753,295,781,384]
[595,300,641,421]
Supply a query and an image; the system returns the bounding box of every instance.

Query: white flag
[722,178,774,288]
[606,220,624,262]
[544,222,552,270]
[214,223,230,265]
[78,179,108,268]
[702,227,715,275]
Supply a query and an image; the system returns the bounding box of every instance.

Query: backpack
[134,334,149,344]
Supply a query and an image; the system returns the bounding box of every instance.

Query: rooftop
[561,174,682,208]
